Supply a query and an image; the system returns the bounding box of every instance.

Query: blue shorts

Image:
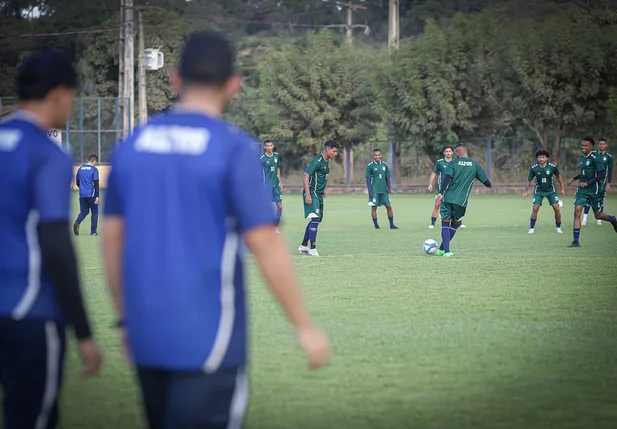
[0,318,67,429]
[136,366,249,429]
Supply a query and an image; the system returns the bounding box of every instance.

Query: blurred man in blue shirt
[0,50,102,429]
[102,31,331,429]
[73,154,100,236]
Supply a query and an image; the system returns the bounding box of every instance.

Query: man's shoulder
[531,163,539,169]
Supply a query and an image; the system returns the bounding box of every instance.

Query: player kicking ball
[522,149,565,234]
[427,146,465,229]
[298,139,342,256]
[366,148,398,229]
[434,144,492,257]
[566,136,617,247]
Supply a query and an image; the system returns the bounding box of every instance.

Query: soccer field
[51,194,617,428]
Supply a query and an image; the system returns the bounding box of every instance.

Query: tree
[494,11,614,163]
[258,29,380,166]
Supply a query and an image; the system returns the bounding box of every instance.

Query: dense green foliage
[1,0,616,167]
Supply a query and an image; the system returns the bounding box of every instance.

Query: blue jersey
[0,113,73,323]
[76,163,99,197]
[104,111,276,371]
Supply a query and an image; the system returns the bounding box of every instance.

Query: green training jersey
[596,151,613,193]
[433,158,451,190]
[528,162,560,194]
[578,152,605,195]
[442,157,489,207]
[305,153,330,196]
[365,161,390,194]
[260,152,281,188]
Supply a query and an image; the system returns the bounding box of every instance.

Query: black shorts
[0,318,67,429]
[136,365,249,429]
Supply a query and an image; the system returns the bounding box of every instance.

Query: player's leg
[0,318,66,429]
[570,195,586,246]
[371,206,379,229]
[597,194,605,225]
[582,202,591,225]
[382,193,397,229]
[135,367,169,429]
[88,197,99,235]
[528,194,542,233]
[444,205,466,256]
[299,192,317,253]
[547,193,562,233]
[436,203,453,256]
[73,197,89,235]
[591,196,617,232]
[430,194,440,228]
[163,367,248,429]
[273,188,283,229]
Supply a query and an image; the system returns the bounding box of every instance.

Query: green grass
[32,194,617,428]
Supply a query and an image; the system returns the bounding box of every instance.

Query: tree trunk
[395,140,402,184]
[552,124,565,165]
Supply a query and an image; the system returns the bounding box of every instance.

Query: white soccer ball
[423,239,439,254]
[558,199,564,208]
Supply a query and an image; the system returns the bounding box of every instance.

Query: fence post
[97,98,102,162]
[78,99,84,163]
[115,98,120,145]
[415,146,419,184]
[486,137,492,182]
[345,143,351,187]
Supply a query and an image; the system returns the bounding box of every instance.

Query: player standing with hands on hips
[366,148,398,229]
[0,50,102,429]
[102,31,331,429]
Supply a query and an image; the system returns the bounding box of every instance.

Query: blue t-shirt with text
[0,113,73,323]
[104,111,277,372]
[76,163,99,197]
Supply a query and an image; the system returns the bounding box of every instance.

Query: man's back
[77,163,99,197]
[0,116,72,322]
[443,156,488,207]
[105,111,275,371]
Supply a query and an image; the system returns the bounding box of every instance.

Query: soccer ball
[423,239,439,254]
[558,199,564,208]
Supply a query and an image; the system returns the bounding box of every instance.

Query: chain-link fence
[0,96,129,164]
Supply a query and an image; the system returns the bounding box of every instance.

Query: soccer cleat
[528,228,535,234]
[596,220,602,225]
[91,232,98,236]
[443,252,454,257]
[459,224,467,228]
[428,225,435,229]
[555,228,563,234]
[73,223,79,236]
[374,225,380,229]
[435,250,445,256]
[582,218,587,226]
[611,220,617,233]
[307,248,320,257]
[390,225,398,229]
[568,241,580,248]
[298,245,309,254]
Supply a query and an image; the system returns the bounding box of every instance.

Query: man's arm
[584,169,606,186]
[522,180,533,198]
[75,169,80,188]
[102,217,124,325]
[428,172,437,191]
[33,154,101,375]
[277,167,283,191]
[366,177,372,196]
[386,176,391,194]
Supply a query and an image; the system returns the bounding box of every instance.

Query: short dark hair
[454,143,467,151]
[263,139,273,146]
[582,136,595,145]
[324,139,341,149]
[88,154,98,162]
[443,146,453,152]
[599,137,607,144]
[373,148,381,153]
[535,149,550,158]
[16,50,78,101]
[180,31,235,87]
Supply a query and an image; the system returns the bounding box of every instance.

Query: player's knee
[593,211,602,219]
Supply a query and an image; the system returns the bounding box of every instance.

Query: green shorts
[368,192,391,207]
[533,192,559,206]
[574,191,602,212]
[303,192,324,219]
[440,202,466,222]
[271,186,282,203]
